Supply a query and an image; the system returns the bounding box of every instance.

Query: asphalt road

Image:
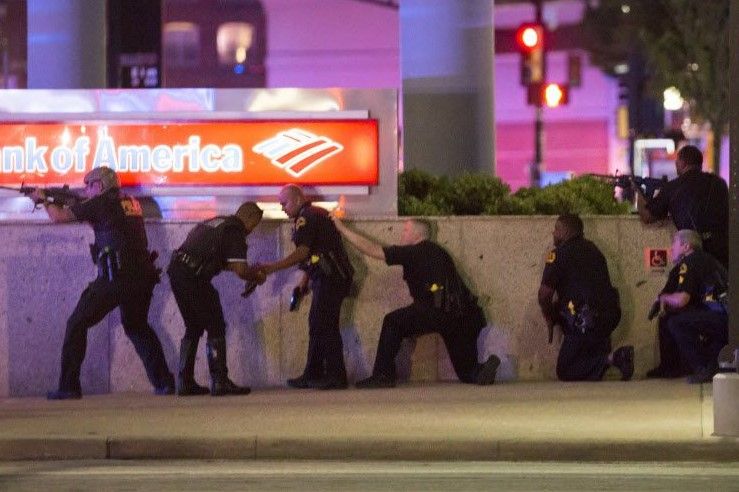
[1,460,737,491]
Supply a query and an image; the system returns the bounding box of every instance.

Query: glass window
[216,22,254,65]
[163,22,201,68]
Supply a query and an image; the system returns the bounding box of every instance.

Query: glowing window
[217,22,254,65]
[163,22,201,68]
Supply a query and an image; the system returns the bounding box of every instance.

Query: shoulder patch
[546,250,556,264]
[295,217,307,229]
[679,263,688,275]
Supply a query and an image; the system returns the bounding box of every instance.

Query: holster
[172,249,207,277]
[97,246,121,282]
[561,303,597,335]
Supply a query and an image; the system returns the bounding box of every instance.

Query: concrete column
[729,0,738,357]
[400,0,495,176]
[27,0,106,88]
[713,0,738,438]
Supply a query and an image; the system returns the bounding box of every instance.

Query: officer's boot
[206,337,251,396]
[176,338,209,396]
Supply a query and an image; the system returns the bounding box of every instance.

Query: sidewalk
[0,380,736,462]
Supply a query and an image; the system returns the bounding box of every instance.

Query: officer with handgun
[636,145,729,268]
[538,214,634,381]
[260,185,354,390]
[332,216,500,389]
[31,167,175,399]
[167,201,265,396]
[646,230,728,384]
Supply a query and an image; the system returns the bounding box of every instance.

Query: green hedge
[398,169,630,216]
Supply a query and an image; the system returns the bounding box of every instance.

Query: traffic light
[515,23,544,85]
[527,82,569,107]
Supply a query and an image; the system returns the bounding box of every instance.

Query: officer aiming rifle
[586,173,667,202]
[0,183,81,209]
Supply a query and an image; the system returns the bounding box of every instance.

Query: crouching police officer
[31,167,175,400]
[332,217,500,388]
[167,202,265,396]
[647,230,728,384]
[538,214,634,382]
[261,185,354,390]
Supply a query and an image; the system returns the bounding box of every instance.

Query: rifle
[586,174,667,202]
[0,184,81,210]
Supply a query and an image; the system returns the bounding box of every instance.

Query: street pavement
[0,380,737,462]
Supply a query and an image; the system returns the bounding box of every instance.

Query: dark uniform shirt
[645,169,729,267]
[661,249,726,312]
[542,236,618,314]
[174,216,247,280]
[70,189,149,270]
[383,240,475,315]
[293,203,353,282]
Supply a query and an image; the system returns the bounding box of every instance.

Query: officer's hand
[260,263,277,276]
[29,189,46,204]
[552,323,563,345]
[330,213,346,231]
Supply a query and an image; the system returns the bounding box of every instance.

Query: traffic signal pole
[531,0,545,188]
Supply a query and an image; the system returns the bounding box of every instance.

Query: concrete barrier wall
[0,216,674,397]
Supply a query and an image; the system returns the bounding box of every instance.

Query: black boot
[176,338,209,396]
[206,337,251,396]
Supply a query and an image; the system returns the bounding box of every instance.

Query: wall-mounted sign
[644,248,669,273]
[0,120,378,188]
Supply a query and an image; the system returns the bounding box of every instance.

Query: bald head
[278,184,307,218]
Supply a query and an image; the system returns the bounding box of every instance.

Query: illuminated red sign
[0,120,379,187]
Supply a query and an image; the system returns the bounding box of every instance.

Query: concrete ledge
[0,217,675,397]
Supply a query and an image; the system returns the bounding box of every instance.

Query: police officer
[167,202,265,396]
[647,230,728,384]
[332,216,500,388]
[636,145,729,268]
[31,167,175,400]
[538,214,634,382]
[261,185,354,390]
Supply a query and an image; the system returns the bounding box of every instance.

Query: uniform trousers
[556,307,620,381]
[372,303,483,383]
[659,309,728,374]
[303,276,350,381]
[59,267,171,392]
[168,264,227,341]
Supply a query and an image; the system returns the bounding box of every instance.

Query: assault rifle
[587,174,667,202]
[0,184,81,210]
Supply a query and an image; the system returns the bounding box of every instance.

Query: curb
[2,436,737,462]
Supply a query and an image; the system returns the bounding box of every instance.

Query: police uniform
[290,203,353,388]
[369,240,488,384]
[54,189,173,397]
[653,250,728,378]
[167,215,251,396]
[541,236,621,381]
[646,169,729,268]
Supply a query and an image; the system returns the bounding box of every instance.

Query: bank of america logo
[252,129,344,177]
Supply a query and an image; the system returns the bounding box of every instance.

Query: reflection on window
[216,22,253,65]
[163,22,201,68]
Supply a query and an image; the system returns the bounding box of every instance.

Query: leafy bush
[398,170,630,216]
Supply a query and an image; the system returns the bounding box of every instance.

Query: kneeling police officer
[167,201,265,396]
[538,214,634,382]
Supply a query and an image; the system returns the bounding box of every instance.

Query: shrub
[398,170,630,216]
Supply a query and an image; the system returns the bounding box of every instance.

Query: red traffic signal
[516,23,545,85]
[515,23,544,53]
[527,82,570,107]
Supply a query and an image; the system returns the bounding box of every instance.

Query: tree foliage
[582,0,730,165]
